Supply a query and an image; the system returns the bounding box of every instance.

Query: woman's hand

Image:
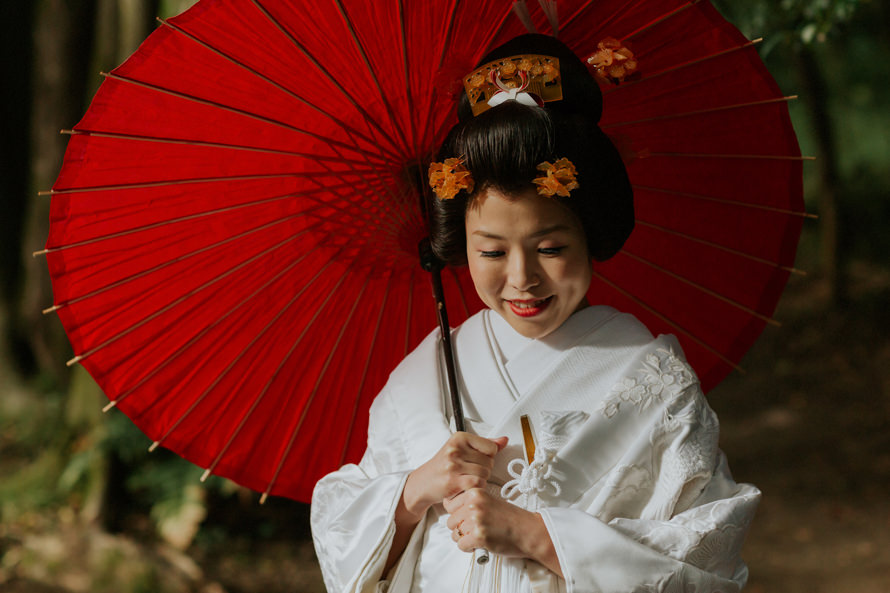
[402,432,508,519]
[385,433,507,572]
[443,489,563,577]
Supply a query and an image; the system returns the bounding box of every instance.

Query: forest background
[1,1,888,592]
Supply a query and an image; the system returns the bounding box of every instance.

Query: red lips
[507,296,553,318]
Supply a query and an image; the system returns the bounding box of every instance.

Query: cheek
[467,260,503,300]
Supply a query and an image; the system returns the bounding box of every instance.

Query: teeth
[511,299,546,308]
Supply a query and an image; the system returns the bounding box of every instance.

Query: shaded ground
[2,264,889,592]
[708,263,890,592]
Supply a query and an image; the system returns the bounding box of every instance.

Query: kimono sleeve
[539,381,760,593]
[310,386,413,593]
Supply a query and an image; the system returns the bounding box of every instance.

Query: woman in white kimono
[311,34,760,593]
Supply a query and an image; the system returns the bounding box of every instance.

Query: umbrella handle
[419,240,490,566]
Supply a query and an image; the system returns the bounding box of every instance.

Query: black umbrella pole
[419,239,465,432]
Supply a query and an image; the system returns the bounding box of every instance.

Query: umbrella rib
[330,0,411,154]
[157,17,403,163]
[289,173,406,247]
[108,242,324,412]
[42,172,370,196]
[559,0,644,32]
[255,274,372,500]
[448,266,472,319]
[397,0,419,157]
[633,184,815,218]
[308,140,410,237]
[63,129,379,167]
[416,0,461,154]
[635,219,805,276]
[647,152,812,161]
[620,0,701,42]
[481,3,518,54]
[337,272,393,467]
[404,268,415,358]
[201,268,352,501]
[42,192,331,254]
[153,253,344,458]
[602,96,798,129]
[618,250,781,327]
[99,71,388,164]
[603,39,764,96]
[249,0,407,161]
[592,269,743,374]
[49,213,325,313]
[66,231,323,368]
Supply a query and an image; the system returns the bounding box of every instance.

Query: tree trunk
[21,0,98,381]
[794,44,845,307]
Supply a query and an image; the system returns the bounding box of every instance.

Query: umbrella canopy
[44,0,805,502]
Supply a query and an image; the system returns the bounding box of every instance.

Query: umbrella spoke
[291,173,408,250]
[99,72,388,165]
[603,39,763,96]
[602,96,798,130]
[184,264,353,500]
[415,0,461,156]
[256,274,372,500]
[592,270,743,373]
[151,251,344,455]
[337,272,393,467]
[62,129,381,168]
[619,0,700,42]
[49,214,326,313]
[560,0,675,38]
[632,185,815,218]
[250,0,410,162]
[44,172,373,196]
[42,191,333,253]
[313,141,412,238]
[108,243,324,412]
[647,152,813,161]
[618,250,781,327]
[634,219,805,276]
[66,231,330,368]
[397,0,419,158]
[404,268,415,358]
[158,17,404,164]
[448,267,471,319]
[330,0,412,155]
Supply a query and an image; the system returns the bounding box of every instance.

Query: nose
[507,250,539,292]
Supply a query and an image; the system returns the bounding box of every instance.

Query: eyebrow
[471,224,572,240]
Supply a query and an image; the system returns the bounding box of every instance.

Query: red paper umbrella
[44,0,805,502]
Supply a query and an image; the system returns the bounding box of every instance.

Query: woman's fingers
[405,433,509,512]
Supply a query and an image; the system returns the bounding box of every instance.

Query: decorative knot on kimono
[501,448,561,510]
[500,409,590,510]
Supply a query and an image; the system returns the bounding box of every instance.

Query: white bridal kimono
[311,306,759,593]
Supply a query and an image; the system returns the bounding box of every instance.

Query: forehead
[466,187,582,234]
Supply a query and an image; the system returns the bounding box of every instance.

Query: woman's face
[465,187,592,339]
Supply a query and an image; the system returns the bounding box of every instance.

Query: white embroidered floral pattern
[598,347,698,419]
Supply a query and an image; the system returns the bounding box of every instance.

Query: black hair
[430,34,634,265]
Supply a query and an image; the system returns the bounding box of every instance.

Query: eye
[480,250,505,258]
[538,246,566,255]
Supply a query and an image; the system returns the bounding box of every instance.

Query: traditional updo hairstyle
[430,34,634,265]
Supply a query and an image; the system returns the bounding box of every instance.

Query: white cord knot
[500,448,561,510]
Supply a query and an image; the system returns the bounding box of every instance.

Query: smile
[507,296,553,318]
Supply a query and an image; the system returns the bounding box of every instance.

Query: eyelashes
[478,246,566,259]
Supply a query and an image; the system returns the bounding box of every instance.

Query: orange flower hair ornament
[533,158,579,197]
[428,157,474,200]
[586,37,638,84]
